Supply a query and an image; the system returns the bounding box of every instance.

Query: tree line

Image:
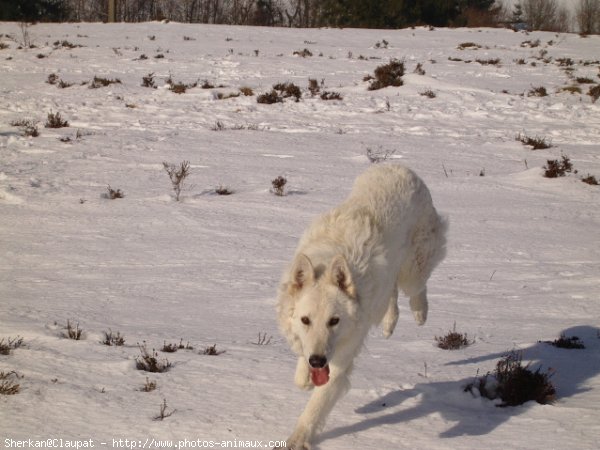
[1,0,598,34]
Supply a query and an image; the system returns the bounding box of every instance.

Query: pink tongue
[310,365,330,386]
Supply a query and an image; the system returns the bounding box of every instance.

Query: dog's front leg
[294,357,313,390]
[279,371,350,450]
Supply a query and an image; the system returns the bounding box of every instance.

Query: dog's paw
[276,434,311,450]
[412,310,427,326]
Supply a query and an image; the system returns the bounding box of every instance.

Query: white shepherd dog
[276,164,447,450]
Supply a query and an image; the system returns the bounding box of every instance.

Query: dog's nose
[308,355,328,368]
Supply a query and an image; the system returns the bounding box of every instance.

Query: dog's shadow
[319,325,600,443]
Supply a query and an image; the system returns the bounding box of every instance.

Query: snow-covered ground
[1,22,599,449]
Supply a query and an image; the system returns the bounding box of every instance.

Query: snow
[1,22,599,449]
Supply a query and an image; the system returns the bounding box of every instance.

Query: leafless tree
[575,0,600,34]
[522,0,559,30]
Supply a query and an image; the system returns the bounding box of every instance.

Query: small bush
[420,89,436,98]
[0,337,24,355]
[163,160,190,201]
[154,399,175,421]
[101,329,125,346]
[252,332,272,346]
[366,146,396,163]
[465,351,556,407]
[239,86,254,96]
[320,91,343,100]
[169,82,189,94]
[0,371,21,395]
[414,62,426,75]
[476,58,501,66]
[368,59,405,91]
[201,80,215,89]
[556,57,574,66]
[542,334,585,349]
[45,111,69,129]
[211,120,226,131]
[47,73,59,85]
[215,186,234,195]
[308,78,320,96]
[435,324,473,350]
[58,79,73,89]
[141,377,157,392]
[90,76,121,89]
[588,85,600,103]
[560,86,582,94]
[104,185,124,199]
[293,48,313,57]
[216,92,240,100]
[136,342,171,372]
[161,341,179,353]
[576,77,594,84]
[201,344,225,356]
[521,39,541,48]
[271,176,287,196]
[63,320,83,340]
[257,89,283,104]
[581,174,599,185]
[374,39,389,49]
[10,119,39,137]
[516,133,552,150]
[273,82,302,102]
[142,73,156,88]
[457,42,481,50]
[528,86,548,97]
[544,155,574,178]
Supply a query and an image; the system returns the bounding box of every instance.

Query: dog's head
[278,253,359,386]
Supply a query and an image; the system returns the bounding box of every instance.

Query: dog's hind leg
[382,287,399,338]
[409,288,428,326]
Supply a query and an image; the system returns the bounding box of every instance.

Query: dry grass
[542,334,585,349]
[0,371,22,395]
[63,320,83,340]
[136,342,172,373]
[0,336,24,355]
[516,133,552,150]
[201,344,225,356]
[101,329,125,346]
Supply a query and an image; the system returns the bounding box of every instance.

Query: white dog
[276,164,447,450]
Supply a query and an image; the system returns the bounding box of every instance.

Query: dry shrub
[435,324,473,350]
[271,176,287,196]
[368,59,405,91]
[541,334,585,349]
[136,342,171,372]
[465,351,556,407]
[544,155,573,178]
[0,337,24,355]
[163,160,190,201]
[45,111,69,128]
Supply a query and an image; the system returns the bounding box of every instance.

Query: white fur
[276,164,447,450]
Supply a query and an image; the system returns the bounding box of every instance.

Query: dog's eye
[328,317,340,327]
[301,316,311,326]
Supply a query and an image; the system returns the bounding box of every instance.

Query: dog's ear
[329,255,356,299]
[288,254,315,295]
